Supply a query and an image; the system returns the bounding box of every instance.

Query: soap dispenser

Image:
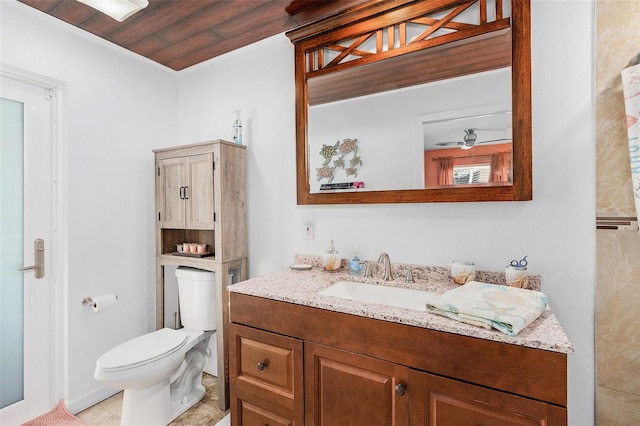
[232,109,243,145]
[322,240,341,272]
[348,247,363,275]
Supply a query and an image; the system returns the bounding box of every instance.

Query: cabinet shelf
[157,253,217,268]
[170,251,214,258]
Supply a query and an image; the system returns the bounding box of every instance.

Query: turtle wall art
[316,138,362,183]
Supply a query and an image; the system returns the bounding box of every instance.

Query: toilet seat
[97,328,187,372]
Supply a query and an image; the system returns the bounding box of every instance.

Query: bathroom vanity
[227,259,572,425]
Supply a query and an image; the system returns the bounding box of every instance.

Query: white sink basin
[317,281,436,311]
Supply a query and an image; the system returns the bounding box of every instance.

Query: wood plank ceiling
[17,0,367,71]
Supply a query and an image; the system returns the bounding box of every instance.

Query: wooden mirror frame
[287,0,531,204]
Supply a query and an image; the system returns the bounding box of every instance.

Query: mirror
[287,0,531,204]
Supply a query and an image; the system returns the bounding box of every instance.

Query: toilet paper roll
[92,294,118,312]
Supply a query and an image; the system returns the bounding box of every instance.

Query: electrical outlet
[303,215,314,240]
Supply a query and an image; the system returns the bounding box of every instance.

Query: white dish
[290,264,313,271]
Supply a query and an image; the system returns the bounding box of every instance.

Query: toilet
[94,267,216,426]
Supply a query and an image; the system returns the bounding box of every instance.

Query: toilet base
[121,380,173,426]
[119,332,212,425]
[171,382,206,420]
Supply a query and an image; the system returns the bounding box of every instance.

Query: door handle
[19,238,45,279]
[178,186,189,200]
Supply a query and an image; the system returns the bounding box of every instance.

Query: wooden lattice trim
[304,0,511,77]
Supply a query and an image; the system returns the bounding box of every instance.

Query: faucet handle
[405,269,415,283]
[363,262,373,278]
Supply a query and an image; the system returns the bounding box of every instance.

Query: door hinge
[157,166,160,176]
[158,212,161,221]
[214,212,216,222]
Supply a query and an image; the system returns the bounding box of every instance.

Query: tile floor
[76,373,228,425]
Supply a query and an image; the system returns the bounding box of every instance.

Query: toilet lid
[97,328,187,371]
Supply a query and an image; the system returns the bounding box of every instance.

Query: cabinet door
[185,153,215,229]
[305,342,409,426]
[157,157,185,228]
[229,324,304,425]
[409,370,567,426]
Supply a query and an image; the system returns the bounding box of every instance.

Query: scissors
[510,256,528,268]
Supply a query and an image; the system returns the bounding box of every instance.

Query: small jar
[451,260,476,285]
[197,243,207,254]
[322,240,341,272]
[505,265,529,289]
[183,243,191,253]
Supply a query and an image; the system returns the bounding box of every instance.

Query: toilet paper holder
[82,295,118,308]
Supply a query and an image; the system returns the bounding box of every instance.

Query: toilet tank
[175,267,216,331]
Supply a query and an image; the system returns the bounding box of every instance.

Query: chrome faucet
[377,252,393,281]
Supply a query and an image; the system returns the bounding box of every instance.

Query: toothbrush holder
[451,260,476,285]
[505,265,529,289]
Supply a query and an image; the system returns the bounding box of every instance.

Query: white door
[1,76,55,425]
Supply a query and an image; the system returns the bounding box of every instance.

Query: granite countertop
[228,255,574,354]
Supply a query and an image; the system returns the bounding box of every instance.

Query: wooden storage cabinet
[154,140,247,410]
[229,324,304,425]
[229,293,568,425]
[157,153,215,229]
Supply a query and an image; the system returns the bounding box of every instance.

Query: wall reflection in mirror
[308,68,512,193]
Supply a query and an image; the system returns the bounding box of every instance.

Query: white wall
[1,0,595,423]
[1,1,177,409]
[177,1,595,424]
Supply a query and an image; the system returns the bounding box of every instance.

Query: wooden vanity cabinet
[409,370,566,425]
[229,324,304,425]
[305,343,409,426]
[229,293,568,425]
[154,140,247,410]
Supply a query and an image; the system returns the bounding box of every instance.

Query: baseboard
[65,386,119,415]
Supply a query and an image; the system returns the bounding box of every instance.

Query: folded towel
[426,281,548,336]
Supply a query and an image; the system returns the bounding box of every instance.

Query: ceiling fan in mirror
[435,128,512,150]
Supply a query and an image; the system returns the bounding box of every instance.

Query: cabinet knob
[395,383,406,396]
[257,360,268,371]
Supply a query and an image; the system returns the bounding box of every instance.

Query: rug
[20,400,84,426]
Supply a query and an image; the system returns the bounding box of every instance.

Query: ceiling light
[77,0,149,22]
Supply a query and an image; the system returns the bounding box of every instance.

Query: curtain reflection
[437,157,454,186]
[429,150,513,187]
[491,152,508,183]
